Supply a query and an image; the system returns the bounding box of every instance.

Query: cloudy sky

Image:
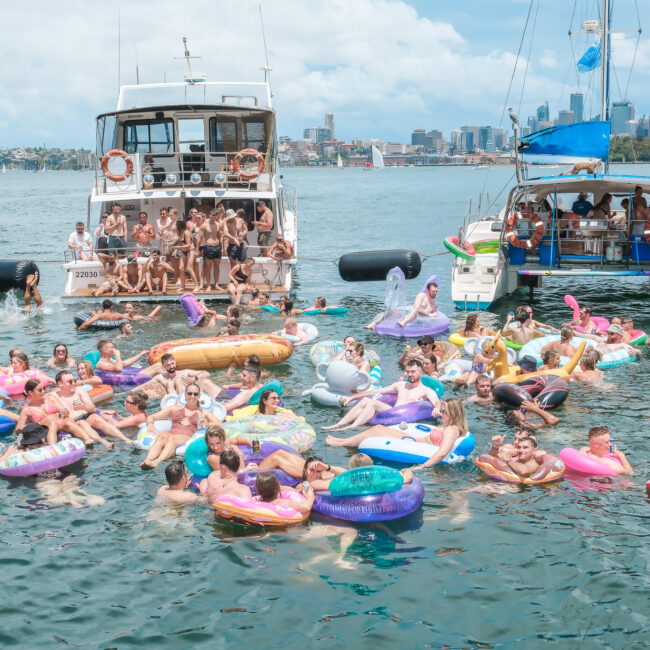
[1,0,649,147]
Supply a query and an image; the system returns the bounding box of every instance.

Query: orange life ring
[505,212,544,249]
[233,148,265,181]
[101,149,134,183]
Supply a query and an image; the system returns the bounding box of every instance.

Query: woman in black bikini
[227,258,255,305]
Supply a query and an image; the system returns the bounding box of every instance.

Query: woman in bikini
[140,383,222,469]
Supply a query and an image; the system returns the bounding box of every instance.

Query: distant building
[411,129,426,147]
[558,110,575,125]
[324,113,335,141]
[303,127,318,142]
[570,93,584,123]
[527,116,538,133]
[425,130,444,151]
[461,126,479,153]
[537,102,550,122]
[479,126,494,153]
[611,101,635,136]
[450,130,462,153]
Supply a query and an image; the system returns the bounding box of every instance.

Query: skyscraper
[324,113,335,141]
[570,93,584,123]
[558,110,575,125]
[537,102,550,122]
[411,129,426,147]
[611,101,635,135]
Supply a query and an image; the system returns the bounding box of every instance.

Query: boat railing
[94,150,276,195]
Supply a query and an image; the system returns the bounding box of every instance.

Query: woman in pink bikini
[140,383,222,469]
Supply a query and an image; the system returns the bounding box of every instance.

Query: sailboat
[371,145,385,169]
[337,153,343,168]
[449,0,650,310]
[1,163,7,173]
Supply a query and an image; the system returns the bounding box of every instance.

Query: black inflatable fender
[338,250,421,282]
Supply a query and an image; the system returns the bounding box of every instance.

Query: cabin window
[97,115,118,155]
[241,118,267,152]
[208,118,237,153]
[177,119,206,153]
[123,119,174,154]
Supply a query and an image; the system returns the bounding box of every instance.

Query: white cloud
[540,50,558,68]
[3,0,646,145]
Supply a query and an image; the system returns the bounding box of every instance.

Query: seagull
[508,107,520,128]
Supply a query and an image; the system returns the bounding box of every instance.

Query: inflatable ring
[313,478,424,522]
[558,447,620,476]
[74,311,129,330]
[101,149,134,183]
[443,236,476,261]
[475,453,565,485]
[0,369,51,396]
[223,414,316,453]
[505,212,544,249]
[329,466,404,497]
[232,148,265,181]
[213,489,308,526]
[276,322,319,344]
[0,438,86,477]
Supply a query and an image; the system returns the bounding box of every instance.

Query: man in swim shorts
[198,209,224,290]
[578,426,633,475]
[223,209,247,267]
[105,203,127,257]
[398,279,439,328]
[324,359,441,435]
[143,249,173,295]
[157,460,203,504]
[254,201,274,255]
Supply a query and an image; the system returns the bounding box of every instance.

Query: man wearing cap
[596,323,642,358]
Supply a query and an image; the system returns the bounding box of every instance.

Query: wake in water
[0,290,52,326]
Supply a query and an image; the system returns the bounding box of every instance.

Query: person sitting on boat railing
[123,254,146,294]
[94,212,110,253]
[396,279,439,329]
[91,253,131,297]
[105,203,127,257]
[68,221,96,262]
[131,212,155,251]
[503,310,544,345]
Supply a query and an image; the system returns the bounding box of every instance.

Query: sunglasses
[125,399,136,405]
[186,392,200,397]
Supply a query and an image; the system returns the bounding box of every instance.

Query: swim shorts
[257,231,273,248]
[227,243,246,262]
[204,245,222,260]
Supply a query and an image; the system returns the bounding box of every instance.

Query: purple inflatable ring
[0,438,86,477]
[238,441,302,489]
[312,477,425,522]
[95,365,150,386]
[374,311,450,339]
[368,393,436,426]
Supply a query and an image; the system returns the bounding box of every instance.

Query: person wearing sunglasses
[141,383,222,469]
[96,390,149,431]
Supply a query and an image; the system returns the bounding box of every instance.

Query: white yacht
[62,55,297,303]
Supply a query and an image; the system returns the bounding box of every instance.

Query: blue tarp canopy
[519,121,610,160]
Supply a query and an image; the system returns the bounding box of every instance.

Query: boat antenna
[259,3,273,94]
[175,37,202,84]
[134,46,140,84]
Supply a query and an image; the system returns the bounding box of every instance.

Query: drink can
[302,481,310,495]
[252,439,260,454]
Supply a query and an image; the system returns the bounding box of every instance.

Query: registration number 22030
[74,271,99,278]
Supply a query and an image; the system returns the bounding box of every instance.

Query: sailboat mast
[600,0,610,123]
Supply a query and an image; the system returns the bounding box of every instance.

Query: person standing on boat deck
[156,208,175,256]
[68,222,95,261]
[633,185,649,225]
[94,212,110,253]
[254,201,274,255]
[131,212,155,251]
[105,203,128,257]
[223,209,248,269]
[198,208,225,291]
[397,279,438,328]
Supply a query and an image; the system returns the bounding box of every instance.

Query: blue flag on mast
[577,42,601,73]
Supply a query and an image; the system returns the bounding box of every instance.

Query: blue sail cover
[518,121,610,160]
[577,42,602,72]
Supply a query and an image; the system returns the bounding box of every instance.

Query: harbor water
[0,166,649,648]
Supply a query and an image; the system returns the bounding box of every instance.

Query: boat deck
[62,282,288,303]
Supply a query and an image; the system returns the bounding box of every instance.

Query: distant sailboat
[371,146,385,169]
[337,153,343,168]
[1,163,6,173]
